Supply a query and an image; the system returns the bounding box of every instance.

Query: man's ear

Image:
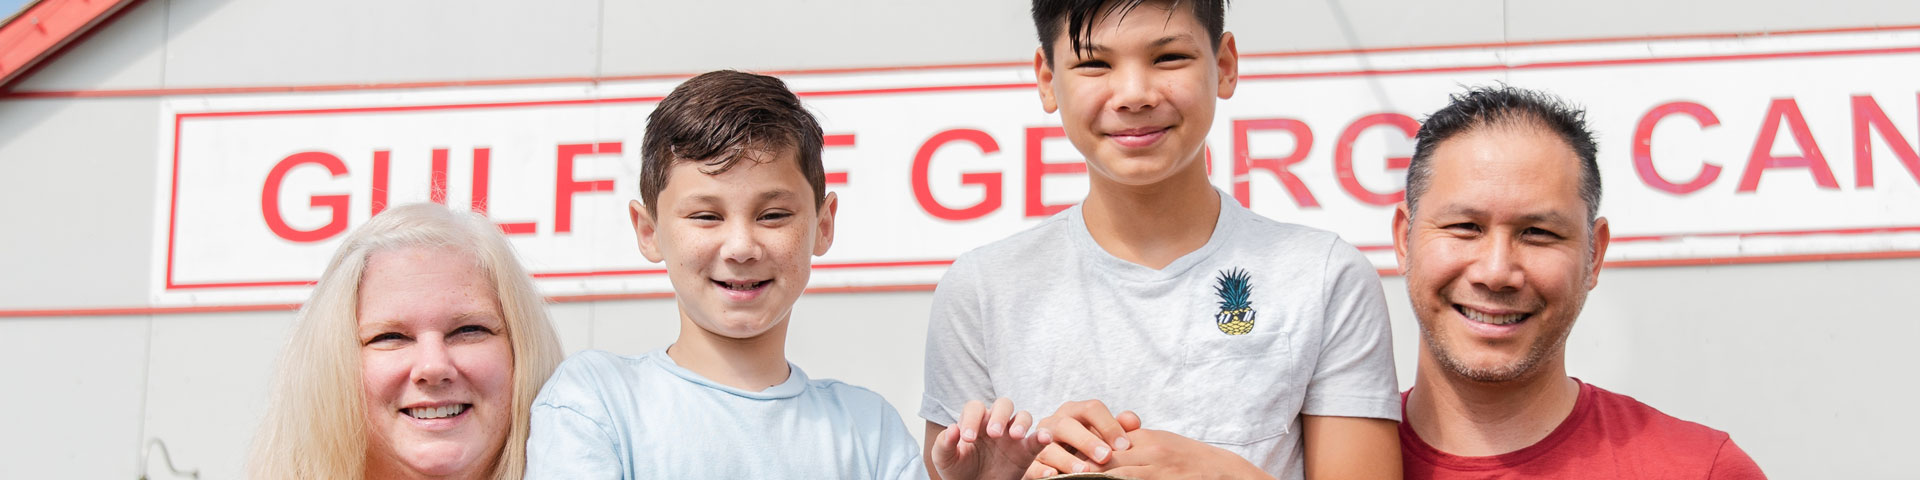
[1586,216,1611,289]
[1393,202,1413,276]
[813,192,838,257]
[1034,47,1059,113]
[630,199,665,263]
[1215,31,1239,99]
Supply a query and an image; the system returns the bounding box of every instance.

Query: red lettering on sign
[1334,113,1419,206]
[1025,126,1086,217]
[1852,94,1920,189]
[556,142,620,233]
[1632,101,1724,195]
[470,148,492,209]
[1233,118,1317,208]
[430,148,450,204]
[912,129,1003,221]
[468,147,537,235]
[1738,98,1839,192]
[825,134,854,186]
[261,151,350,243]
[371,150,391,216]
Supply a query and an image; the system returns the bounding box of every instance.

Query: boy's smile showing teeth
[714,279,771,291]
[713,277,773,301]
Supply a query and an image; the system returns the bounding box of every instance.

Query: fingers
[1117,410,1143,432]
[1031,442,1093,475]
[930,422,961,467]
[1044,400,1131,461]
[1043,417,1113,465]
[1021,460,1059,480]
[1076,403,1132,454]
[1009,410,1035,441]
[958,400,986,442]
[1017,413,1050,459]
[987,397,1016,438]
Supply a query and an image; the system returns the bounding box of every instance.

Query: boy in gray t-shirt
[919,1,1402,479]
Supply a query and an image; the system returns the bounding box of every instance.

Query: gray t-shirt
[919,190,1399,478]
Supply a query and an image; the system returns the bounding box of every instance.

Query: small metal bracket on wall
[138,438,199,479]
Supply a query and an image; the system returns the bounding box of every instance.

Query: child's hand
[1031,399,1143,475]
[932,398,1050,480]
[1101,428,1273,479]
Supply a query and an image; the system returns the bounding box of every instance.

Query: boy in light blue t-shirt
[525,70,1043,479]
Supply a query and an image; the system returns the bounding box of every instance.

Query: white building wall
[2,0,1916,478]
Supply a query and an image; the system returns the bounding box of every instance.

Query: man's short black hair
[1032,0,1229,64]
[1407,85,1602,222]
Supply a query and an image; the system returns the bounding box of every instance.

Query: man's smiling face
[1395,122,1609,384]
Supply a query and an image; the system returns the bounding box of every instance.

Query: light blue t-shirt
[526,349,926,479]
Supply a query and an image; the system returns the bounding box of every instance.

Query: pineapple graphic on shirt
[1213,268,1257,335]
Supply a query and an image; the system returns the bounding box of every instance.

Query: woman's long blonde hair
[247,203,564,479]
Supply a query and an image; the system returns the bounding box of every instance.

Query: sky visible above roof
[1,0,30,21]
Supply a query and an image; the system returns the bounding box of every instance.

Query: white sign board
[153,28,1920,306]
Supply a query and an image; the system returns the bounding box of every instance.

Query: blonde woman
[249,203,564,479]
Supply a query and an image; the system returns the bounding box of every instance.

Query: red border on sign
[163,32,1920,291]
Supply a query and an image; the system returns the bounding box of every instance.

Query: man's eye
[1073,59,1110,69]
[1523,227,1564,240]
[1156,54,1193,63]
[1444,223,1481,233]
[759,211,794,222]
[688,213,721,222]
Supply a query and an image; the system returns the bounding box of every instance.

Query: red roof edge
[0,0,138,90]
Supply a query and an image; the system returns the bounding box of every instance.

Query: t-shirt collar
[1398,378,1598,470]
[1067,187,1242,282]
[650,347,810,400]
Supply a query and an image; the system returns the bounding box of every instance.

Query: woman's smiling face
[357,246,514,480]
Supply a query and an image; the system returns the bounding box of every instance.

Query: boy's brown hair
[639,70,826,215]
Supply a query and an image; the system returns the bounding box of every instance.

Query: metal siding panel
[139,309,295,480]
[0,316,150,478]
[1506,0,1920,41]
[598,0,1034,75]
[1231,0,1505,53]
[160,0,600,88]
[0,97,158,309]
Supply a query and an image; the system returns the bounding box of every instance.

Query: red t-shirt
[1400,380,1766,479]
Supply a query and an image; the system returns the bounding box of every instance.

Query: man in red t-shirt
[1388,86,1766,479]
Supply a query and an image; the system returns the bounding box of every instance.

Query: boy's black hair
[1407,85,1602,222]
[1033,0,1229,64]
[639,70,826,216]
